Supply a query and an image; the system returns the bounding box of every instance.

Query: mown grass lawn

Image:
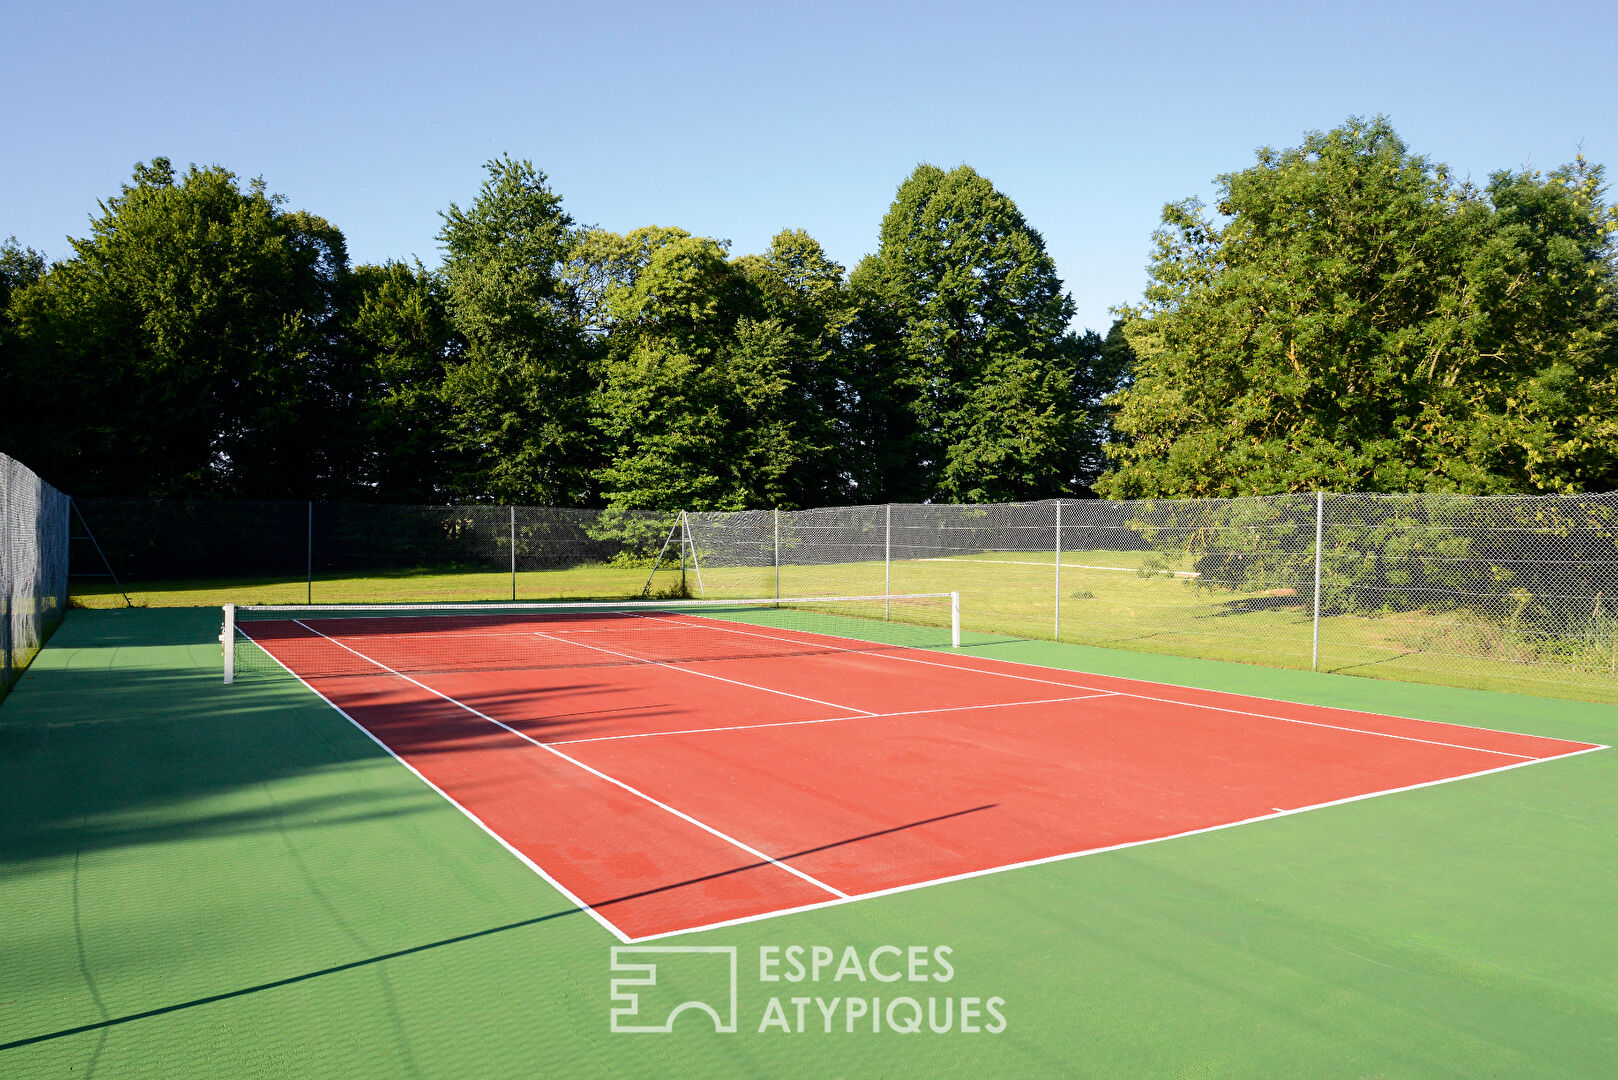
[71,548,1617,705]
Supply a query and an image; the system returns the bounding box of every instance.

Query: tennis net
[224,593,960,683]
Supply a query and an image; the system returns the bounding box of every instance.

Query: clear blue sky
[3,0,1614,332]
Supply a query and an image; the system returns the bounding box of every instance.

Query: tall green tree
[591,228,840,511]
[851,164,1090,502]
[1,159,352,496]
[342,260,461,500]
[1099,117,1618,498]
[0,238,48,422]
[437,156,597,504]
[732,230,851,505]
[0,237,46,311]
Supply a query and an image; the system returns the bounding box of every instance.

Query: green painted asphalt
[2,608,1614,1078]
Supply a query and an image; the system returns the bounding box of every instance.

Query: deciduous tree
[1099,118,1618,498]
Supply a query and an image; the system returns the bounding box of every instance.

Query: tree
[851,164,1090,502]
[732,229,851,505]
[1,159,352,496]
[342,260,461,500]
[1098,117,1618,498]
[0,237,46,311]
[0,238,48,427]
[591,228,839,511]
[437,156,597,504]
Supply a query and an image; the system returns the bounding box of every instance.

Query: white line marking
[622,742,1610,942]
[918,556,1200,577]
[629,612,1106,694]
[548,693,1119,746]
[290,620,850,902]
[241,632,632,943]
[528,627,874,716]
[630,614,1568,761]
[245,621,1611,939]
[864,650,1580,759]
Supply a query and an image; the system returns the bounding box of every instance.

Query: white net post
[222,603,236,684]
[951,591,961,648]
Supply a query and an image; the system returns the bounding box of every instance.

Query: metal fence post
[510,505,517,601]
[1312,490,1324,671]
[306,501,313,604]
[884,504,892,619]
[774,508,780,601]
[1054,499,1062,640]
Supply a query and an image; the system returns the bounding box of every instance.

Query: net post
[1053,499,1062,640]
[510,505,517,601]
[1312,490,1324,671]
[221,604,235,685]
[950,591,961,648]
[884,504,892,620]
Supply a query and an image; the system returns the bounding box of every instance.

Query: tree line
[3,117,1615,508]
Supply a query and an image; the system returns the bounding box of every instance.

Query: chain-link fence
[72,498,677,604]
[685,494,1618,701]
[1,453,70,695]
[65,490,1618,701]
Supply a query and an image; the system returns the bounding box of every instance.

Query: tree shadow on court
[0,607,747,870]
[0,803,996,1053]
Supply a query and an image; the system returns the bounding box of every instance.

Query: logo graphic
[609,946,739,1034]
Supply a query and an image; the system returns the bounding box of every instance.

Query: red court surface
[242,613,1605,941]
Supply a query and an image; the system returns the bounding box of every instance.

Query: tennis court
[7,602,1618,1078]
[231,596,1602,942]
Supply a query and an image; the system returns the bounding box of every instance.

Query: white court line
[527,627,874,716]
[252,623,1609,944]
[290,620,850,902]
[631,612,1112,695]
[624,742,1609,942]
[548,692,1118,746]
[242,633,632,942]
[634,614,1561,761]
[918,556,1201,577]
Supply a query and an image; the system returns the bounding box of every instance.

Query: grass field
[2,607,1614,1078]
[68,548,1616,705]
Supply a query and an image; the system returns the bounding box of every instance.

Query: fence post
[306,501,313,604]
[773,508,780,601]
[1312,491,1324,671]
[1054,499,1062,640]
[884,504,892,619]
[510,505,517,601]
